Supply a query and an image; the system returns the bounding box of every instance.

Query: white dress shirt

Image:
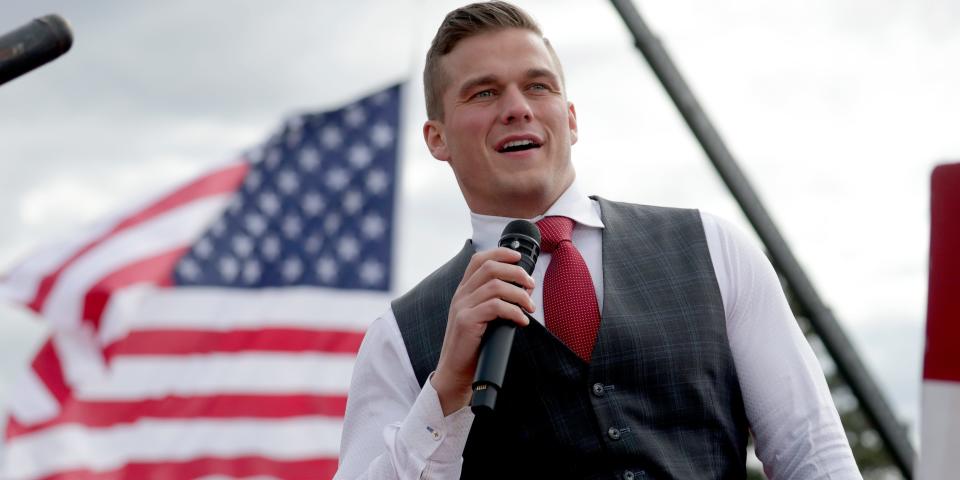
[334,181,860,479]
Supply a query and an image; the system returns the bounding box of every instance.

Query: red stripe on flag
[103,328,365,358]
[26,162,248,314]
[31,339,70,406]
[37,456,339,480]
[5,394,347,439]
[82,248,187,330]
[925,163,960,382]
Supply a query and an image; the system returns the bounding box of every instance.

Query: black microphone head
[502,219,541,245]
[0,14,73,86]
[498,220,541,275]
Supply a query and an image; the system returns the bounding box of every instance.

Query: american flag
[0,83,402,479]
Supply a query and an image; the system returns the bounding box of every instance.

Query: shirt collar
[469,179,605,251]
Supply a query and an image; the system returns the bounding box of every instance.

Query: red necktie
[536,216,601,362]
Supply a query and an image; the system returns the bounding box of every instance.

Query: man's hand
[431,247,536,416]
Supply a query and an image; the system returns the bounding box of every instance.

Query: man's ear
[567,101,578,146]
[423,120,451,161]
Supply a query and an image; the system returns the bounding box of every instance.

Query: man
[335,2,860,479]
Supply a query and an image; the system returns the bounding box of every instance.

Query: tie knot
[536,216,575,253]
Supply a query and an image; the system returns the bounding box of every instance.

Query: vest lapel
[590,197,672,368]
[592,197,633,365]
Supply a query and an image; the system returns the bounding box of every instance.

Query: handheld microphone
[471,219,541,415]
[0,14,73,86]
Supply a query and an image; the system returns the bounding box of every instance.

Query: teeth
[503,139,534,148]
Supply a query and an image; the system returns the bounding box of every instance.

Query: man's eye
[473,90,495,99]
[530,83,550,91]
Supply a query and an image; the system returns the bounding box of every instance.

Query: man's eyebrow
[457,75,498,98]
[525,68,560,84]
[456,69,561,98]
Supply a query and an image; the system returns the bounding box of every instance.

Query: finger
[460,256,534,294]
[466,278,535,314]
[462,259,533,293]
[460,247,521,283]
[468,298,531,327]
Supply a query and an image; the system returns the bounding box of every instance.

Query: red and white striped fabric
[917,162,960,479]
[0,84,402,479]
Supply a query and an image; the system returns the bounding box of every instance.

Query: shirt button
[623,471,635,480]
[592,382,605,397]
[607,427,621,440]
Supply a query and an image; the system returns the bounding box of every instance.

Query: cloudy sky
[1,0,957,453]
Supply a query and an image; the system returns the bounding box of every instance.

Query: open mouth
[498,139,541,153]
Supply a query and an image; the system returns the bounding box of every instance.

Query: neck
[470,201,549,219]
[465,174,576,219]
[470,190,569,219]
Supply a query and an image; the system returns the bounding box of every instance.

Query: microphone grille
[501,219,540,246]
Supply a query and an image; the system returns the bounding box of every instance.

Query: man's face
[423,28,578,218]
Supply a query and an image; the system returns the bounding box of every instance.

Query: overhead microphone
[0,14,73,86]
[471,219,541,415]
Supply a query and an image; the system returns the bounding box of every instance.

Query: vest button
[607,427,621,440]
[592,382,605,397]
[623,471,635,480]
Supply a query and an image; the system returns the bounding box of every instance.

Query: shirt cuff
[396,372,475,466]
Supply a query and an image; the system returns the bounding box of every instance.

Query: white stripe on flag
[0,166,238,303]
[1,417,342,480]
[918,380,960,479]
[0,215,118,305]
[53,327,109,393]
[74,352,355,400]
[7,368,60,425]
[99,285,390,345]
[42,194,231,329]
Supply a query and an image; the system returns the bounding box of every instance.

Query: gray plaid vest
[392,199,748,479]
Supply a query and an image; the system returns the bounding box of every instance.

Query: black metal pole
[607,0,916,476]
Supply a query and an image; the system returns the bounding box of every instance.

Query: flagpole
[606,0,916,476]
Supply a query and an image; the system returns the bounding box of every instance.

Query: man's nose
[498,86,533,124]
